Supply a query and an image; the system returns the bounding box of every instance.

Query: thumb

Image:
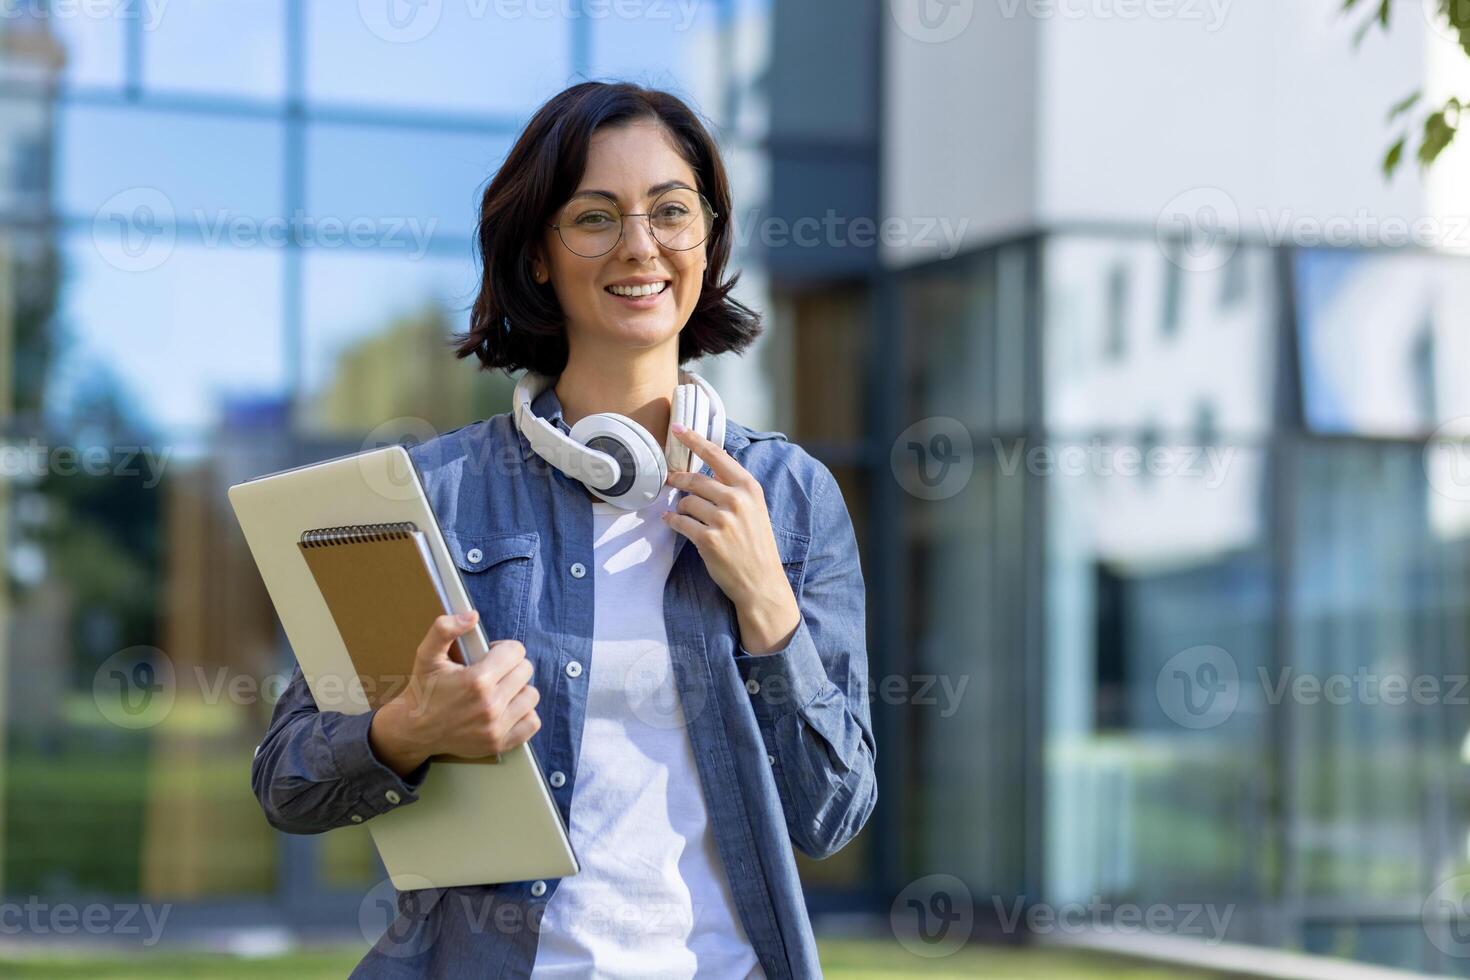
[415,611,479,671]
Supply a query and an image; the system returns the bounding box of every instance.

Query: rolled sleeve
[252,664,430,834]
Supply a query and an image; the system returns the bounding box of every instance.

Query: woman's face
[536,118,709,358]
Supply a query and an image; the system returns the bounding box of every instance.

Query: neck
[554,338,681,446]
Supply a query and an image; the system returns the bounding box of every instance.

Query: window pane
[144,0,284,99]
[51,234,286,441]
[307,4,570,115]
[1044,236,1278,439]
[306,123,509,243]
[587,1,723,114]
[59,104,284,228]
[300,249,513,437]
[1295,249,1470,438]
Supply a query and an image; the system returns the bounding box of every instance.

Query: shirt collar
[516,376,750,461]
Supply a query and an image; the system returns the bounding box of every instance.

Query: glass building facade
[4,1,1470,976]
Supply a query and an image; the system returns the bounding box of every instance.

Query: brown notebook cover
[298,522,496,765]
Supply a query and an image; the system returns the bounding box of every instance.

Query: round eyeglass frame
[547,189,719,258]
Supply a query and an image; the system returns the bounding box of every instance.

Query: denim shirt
[250,384,877,979]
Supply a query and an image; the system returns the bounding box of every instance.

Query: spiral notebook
[297,521,493,765]
[228,445,579,890]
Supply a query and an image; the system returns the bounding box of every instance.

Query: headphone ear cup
[666,385,692,472]
[569,413,667,508]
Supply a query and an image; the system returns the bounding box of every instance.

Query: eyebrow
[567,180,695,205]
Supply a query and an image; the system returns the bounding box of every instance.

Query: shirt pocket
[774,525,811,599]
[443,530,538,644]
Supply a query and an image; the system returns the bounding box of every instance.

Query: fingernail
[457,611,476,624]
[671,422,686,434]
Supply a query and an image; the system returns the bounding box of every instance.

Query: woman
[250,81,876,979]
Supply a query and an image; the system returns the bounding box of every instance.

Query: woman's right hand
[368,610,542,777]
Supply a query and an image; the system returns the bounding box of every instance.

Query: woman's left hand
[663,424,801,654]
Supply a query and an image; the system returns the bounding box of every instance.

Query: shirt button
[466,547,483,564]
[350,814,364,823]
[767,753,776,766]
[566,660,583,678]
[385,790,401,805]
[570,562,586,578]
[530,880,547,897]
[548,771,566,788]
[745,678,760,695]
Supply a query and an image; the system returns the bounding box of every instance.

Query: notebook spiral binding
[299,521,420,548]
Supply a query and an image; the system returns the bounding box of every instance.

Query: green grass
[0,940,1237,979]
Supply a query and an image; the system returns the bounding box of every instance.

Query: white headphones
[514,369,727,511]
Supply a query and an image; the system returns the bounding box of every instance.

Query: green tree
[1346,0,1469,176]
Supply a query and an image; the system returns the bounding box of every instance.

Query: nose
[617,213,661,264]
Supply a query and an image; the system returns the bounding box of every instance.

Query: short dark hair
[453,81,762,377]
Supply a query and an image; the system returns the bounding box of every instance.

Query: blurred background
[3,0,1470,976]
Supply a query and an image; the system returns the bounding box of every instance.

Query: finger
[502,710,542,749]
[663,510,709,544]
[500,680,540,723]
[672,491,723,528]
[417,612,479,666]
[468,638,527,685]
[488,658,535,712]
[670,424,744,485]
[665,469,737,505]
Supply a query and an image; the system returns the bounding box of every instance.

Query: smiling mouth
[605,281,671,298]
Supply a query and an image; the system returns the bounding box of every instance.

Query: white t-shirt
[534,485,765,979]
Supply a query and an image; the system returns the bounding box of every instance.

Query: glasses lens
[650,188,714,251]
[556,196,623,257]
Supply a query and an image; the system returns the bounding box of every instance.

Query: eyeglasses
[548,188,718,258]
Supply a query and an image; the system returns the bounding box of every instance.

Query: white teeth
[607,281,668,298]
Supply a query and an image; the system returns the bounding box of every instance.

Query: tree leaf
[1383,136,1406,178]
[1418,109,1458,167]
[1388,90,1421,121]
